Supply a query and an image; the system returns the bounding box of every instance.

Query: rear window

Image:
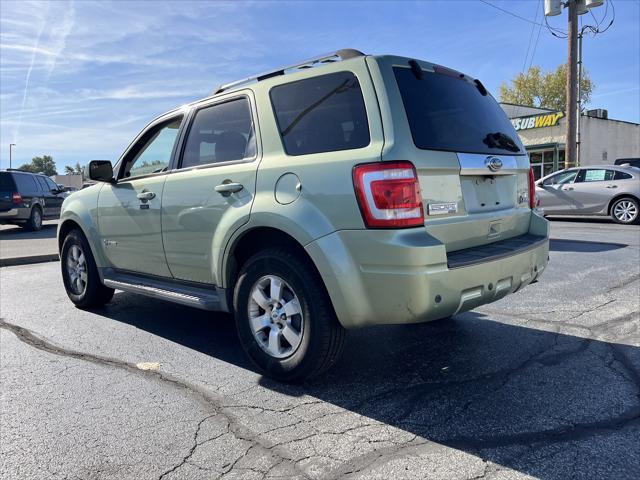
[270,71,370,156]
[0,172,16,191]
[394,66,525,155]
[12,173,38,192]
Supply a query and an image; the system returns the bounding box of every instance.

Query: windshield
[394,66,525,156]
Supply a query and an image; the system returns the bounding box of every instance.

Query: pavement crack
[0,319,312,479]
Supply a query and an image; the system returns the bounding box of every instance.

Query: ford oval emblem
[485,156,503,172]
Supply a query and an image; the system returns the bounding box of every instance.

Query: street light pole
[9,143,16,169]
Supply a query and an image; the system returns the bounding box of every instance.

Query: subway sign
[511,112,564,131]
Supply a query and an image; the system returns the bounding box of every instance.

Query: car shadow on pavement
[100,294,639,479]
[549,238,628,252]
[0,223,57,240]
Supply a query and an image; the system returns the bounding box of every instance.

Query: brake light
[353,161,424,228]
[11,192,22,204]
[528,167,537,209]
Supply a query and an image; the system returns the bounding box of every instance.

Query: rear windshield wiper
[483,132,520,153]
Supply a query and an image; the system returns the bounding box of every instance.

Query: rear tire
[24,206,43,231]
[610,197,639,225]
[61,229,114,308]
[233,248,346,382]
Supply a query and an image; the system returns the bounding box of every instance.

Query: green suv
[58,50,549,381]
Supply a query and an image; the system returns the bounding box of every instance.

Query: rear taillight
[528,167,537,209]
[11,192,22,204]
[353,161,424,228]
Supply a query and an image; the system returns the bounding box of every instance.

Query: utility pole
[545,0,608,170]
[9,143,16,169]
[565,0,578,170]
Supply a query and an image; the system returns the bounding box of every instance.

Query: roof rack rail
[212,48,365,96]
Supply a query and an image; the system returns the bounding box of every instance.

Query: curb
[0,254,59,267]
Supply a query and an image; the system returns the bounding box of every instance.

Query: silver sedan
[535,165,640,224]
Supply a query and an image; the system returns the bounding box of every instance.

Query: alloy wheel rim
[613,201,637,223]
[66,244,88,295]
[248,275,304,359]
[33,209,41,229]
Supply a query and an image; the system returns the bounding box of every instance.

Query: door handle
[137,191,156,201]
[215,182,244,197]
[562,187,574,191]
[606,185,618,189]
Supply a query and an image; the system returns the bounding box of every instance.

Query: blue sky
[1,0,638,170]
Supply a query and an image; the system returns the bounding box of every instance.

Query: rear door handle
[215,182,244,197]
[137,191,156,201]
[606,185,618,189]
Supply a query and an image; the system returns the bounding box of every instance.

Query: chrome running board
[101,268,229,312]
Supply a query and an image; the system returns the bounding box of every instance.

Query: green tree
[18,155,58,176]
[64,162,84,177]
[499,64,594,112]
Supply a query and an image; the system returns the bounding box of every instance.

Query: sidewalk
[0,221,59,267]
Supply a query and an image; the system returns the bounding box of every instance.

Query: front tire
[24,206,42,231]
[233,248,345,382]
[61,229,114,308]
[610,197,639,224]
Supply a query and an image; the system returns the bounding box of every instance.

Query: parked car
[58,50,549,381]
[0,169,65,230]
[614,158,640,168]
[536,165,640,224]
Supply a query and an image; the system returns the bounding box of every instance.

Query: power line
[478,0,567,36]
[522,0,541,73]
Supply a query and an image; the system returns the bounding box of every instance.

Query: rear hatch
[0,172,17,212]
[370,56,532,252]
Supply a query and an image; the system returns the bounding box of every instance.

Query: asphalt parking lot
[1,220,639,480]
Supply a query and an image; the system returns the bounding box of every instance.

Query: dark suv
[0,169,65,231]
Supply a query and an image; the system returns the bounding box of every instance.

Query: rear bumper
[0,208,26,222]
[306,211,549,329]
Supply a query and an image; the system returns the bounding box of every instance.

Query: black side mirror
[88,160,114,183]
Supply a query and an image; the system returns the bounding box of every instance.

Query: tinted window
[270,71,370,156]
[576,169,615,183]
[13,173,38,192]
[0,172,15,191]
[35,176,48,192]
[181,98,255,169]
[124,116,183,179]
[44,177,58,191]
[394,67,525,155]
[614,171,633,180]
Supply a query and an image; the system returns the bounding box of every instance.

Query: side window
[577,169,614,183]
[122,116,183,179]
[270,71,370,156]
[544,170,577,186]
[614,171,633,180]
[35,177,48,191]
[181,98,255,169]
[44,178,58,191]
[13,174,38,193]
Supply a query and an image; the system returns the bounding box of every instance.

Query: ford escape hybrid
[58,50,549,381]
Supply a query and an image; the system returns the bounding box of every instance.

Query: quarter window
[270,71,370,156]
[123,116,183,179]
[14,174,38,192]
[614,171,633,180]
[181,98,255,169]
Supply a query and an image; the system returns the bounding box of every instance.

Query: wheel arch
[607,193,639,215]
[224,226,322,291]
